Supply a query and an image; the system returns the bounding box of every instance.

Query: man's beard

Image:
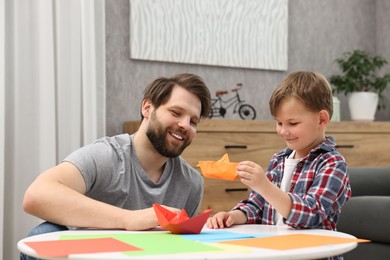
[146,112,191,158]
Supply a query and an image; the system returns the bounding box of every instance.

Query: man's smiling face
[146,85,201,158]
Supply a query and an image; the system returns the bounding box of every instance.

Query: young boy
[206,71,351,231]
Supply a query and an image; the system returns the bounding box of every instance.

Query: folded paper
[197,153,239,181]
[153,203,212,234]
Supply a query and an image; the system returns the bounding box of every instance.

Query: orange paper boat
[153,203,212,234]
[197,153,239,181]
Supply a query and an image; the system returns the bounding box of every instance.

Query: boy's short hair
[142,73,211,119]
[269,71,333,118]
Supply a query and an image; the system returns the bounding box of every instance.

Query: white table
[18,224,358,259]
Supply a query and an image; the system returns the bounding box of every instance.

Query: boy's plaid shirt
[233,136,352,231]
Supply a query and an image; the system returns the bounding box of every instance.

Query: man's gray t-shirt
[63,134,204,217]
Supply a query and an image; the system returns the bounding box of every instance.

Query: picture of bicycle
[208,83,256,120]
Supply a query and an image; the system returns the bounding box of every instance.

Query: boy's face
[145,85,201,158]
[274,96,327,159]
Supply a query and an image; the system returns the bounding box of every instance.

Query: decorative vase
[348,92,378,121]
[331,96,341,122]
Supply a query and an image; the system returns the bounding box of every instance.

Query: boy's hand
[237,161,268,192]
[206,210,246,229]
[206,211,234,229]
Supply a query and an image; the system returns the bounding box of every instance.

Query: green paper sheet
[61,233,223,256]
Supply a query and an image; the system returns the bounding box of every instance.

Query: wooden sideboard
[123,120,390,212]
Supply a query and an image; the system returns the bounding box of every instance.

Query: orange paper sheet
[220,234,370,250]
[197,153,239,181]
[24,237,141,257]
[153,203,212,234]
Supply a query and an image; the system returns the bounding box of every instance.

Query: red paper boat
[153,203,212,234]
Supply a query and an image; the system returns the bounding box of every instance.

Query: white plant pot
[348,92,378,121]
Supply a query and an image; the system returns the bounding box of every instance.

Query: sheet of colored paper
[181,230,271,243]
[205,242,252,253]
[24,238,141,257]
[220,234,370,250]
[61,233,223,256]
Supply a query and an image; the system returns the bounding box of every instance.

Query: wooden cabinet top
[124,119,390,134]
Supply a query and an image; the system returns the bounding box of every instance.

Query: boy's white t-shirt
[275,150,300,225]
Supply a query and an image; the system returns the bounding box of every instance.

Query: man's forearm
[23,182,158,230]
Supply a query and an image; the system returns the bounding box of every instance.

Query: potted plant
[329,49,390,121]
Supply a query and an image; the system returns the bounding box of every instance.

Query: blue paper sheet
[180,230,271,243]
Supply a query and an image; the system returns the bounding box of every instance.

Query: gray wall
[106,0,390,136]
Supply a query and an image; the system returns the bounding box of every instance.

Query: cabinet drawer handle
[335,145,354,149]
[225,188,248,192]
[224,145,247,149]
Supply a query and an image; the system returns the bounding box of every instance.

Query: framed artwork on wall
[130,0,288,70]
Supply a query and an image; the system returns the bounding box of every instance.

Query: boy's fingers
[217,216,225,228]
